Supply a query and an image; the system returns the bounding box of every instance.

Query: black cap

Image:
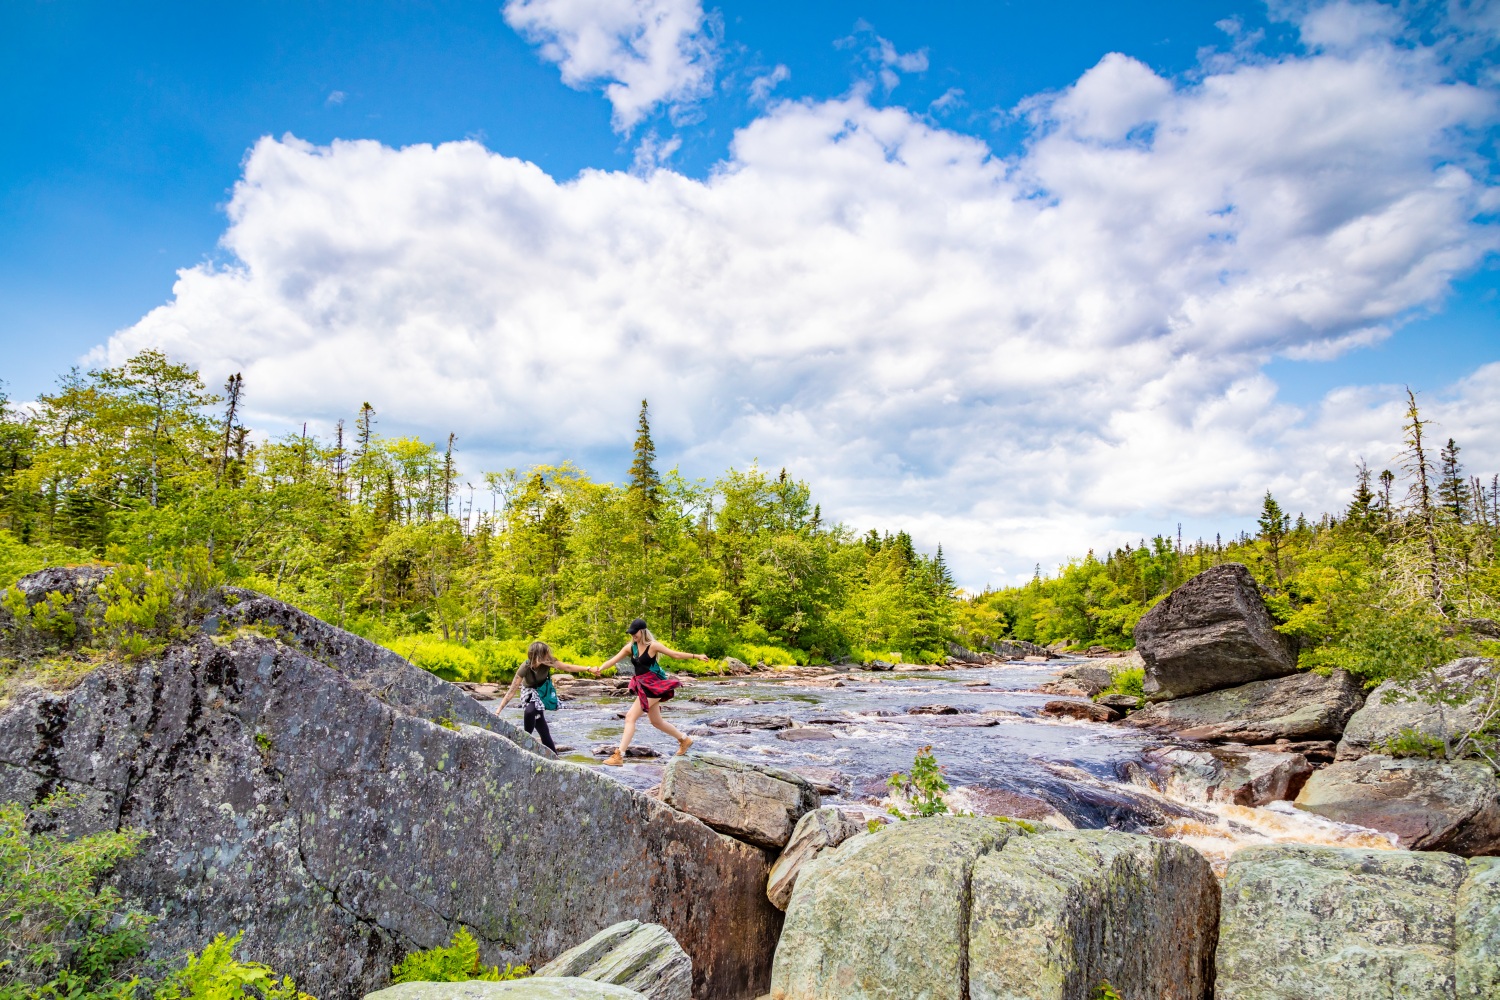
[627,618,648,635]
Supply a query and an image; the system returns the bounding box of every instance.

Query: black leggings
[523,703,557,752]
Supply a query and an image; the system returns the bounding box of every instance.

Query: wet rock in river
[1134,562,1299,701]
[366,981,645,1000]
[593,745,662,758]
[534,920,691,1000]
[710,713,792,730]
[1217,844,1498,1000]
[0,569,779,1000]
[661,752,820,848]
[1040,663,1114,697]
[1041,699,1119,723]
[766,807,865,910]
[908,703,964,715]
[775,728,835,742]
[866,659,896,671]
[1122,745,1312,807]
[770,818,1219,1000]
[1335,657,1496,761]
[785,766,845,796]
[1294,754,1500,856]
[1122,669,1363,743]
[1097,693,1140,711]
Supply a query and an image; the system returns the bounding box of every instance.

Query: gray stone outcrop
[1217,844,1500,1000]
[769,818,1219,1000]
[765,807,864,910]
[1336,658,1496,761]
[0,570,780,1000]
[534,921,690,1000]
[1122,745,1313,807]
[1294,754,1500,856]
[660,752,819,848]
[366,981,644,1000]
[1134,563,1298,701]
[1123,669,1363,743]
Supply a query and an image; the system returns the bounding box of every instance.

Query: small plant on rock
[154,932,314,1000]
[887,745,950,819]
[390,929,526,984]
[1091,983,1123,1000]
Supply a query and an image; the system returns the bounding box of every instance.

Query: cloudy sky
[3,0,1498,588]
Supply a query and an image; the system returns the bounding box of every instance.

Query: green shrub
[98,566,176,660]
[1373,727,1448,760]
[397,639,481,682]
[887,746,950,819]
[1097,666,1144,700]
[390,929,526,984]
[0,795,153,1000]
[1092,983,1122,1000]
[154,933,313,1000]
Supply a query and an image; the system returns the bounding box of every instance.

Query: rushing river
[488,659,1394,871]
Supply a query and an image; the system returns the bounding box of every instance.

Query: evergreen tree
[628,399,661,523]
[1401,388,1443,608]
[1437,437,1471,522]
[1347,460,1377,531]
[1258,491,1290,582]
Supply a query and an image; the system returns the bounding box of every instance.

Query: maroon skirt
[628,671,681,711]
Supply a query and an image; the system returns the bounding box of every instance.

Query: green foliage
[992,816,1039,834]
[865,818,884,835]
[3,589,77,649]
[97,566,174,659]
[887,746,951,819]
[1372,727,1449,760]
[1091,983,1123,1000]
[0,795,153,1000]
[389,929,527,984]
[153,933,314,1000]
[1098,666,1144,700]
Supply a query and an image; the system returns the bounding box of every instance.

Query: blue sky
[2,0,1498,586]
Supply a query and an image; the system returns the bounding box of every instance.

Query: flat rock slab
[1336,658,1496,761]
[1134,563,1298,701]
[1218,844,1499,1000]
[1294,755,1500,856]
[770,818,1218,1000]
[661,752,820,848]
[535,921,691,1000]
[1123,669,1363,743]
[0,573,780,1000]
[366,980,644,1000]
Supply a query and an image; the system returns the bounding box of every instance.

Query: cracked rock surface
[0,571,780,1000]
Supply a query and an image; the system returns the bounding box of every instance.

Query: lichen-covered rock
[1294,755,1500,856]
[1123,669,1362,743]
[1133,563,1298,701]
[1122,745,1312,807]
[660,752,819,848]
[766,807,864,910]
[534,921,690,1000]
[0,571,780,1000]
[769,819,1218,1000]
[365,979,644,1000]
[1458,858,1500,1000]
[1217,844,1500,1000]
[969,830,1219,1000]
[1336,658,1496,761]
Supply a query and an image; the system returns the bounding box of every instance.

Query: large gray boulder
[0,571,780,1000]
[1121,745,1312,807]
[366,981,644,1000]
[1336,658,1496,761]
[1134,563,1298,701]
[660,752,819,848]
[1294,754,1500,856]
[765,807,864,910]
[769,818,1219,1000]
[1123,669,1363,743]
[534,921,690,1000]
[1217,844,1499,1000]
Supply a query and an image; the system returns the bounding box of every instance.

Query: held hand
[698,653,710,662]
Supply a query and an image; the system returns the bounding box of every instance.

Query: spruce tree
[628,399,661,522]
[1437,437,1470,522]
[1348,460,1377,531]
[1257,491,1290,582]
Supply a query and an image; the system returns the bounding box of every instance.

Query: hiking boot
[601,750,624,767]
[676,737,694,756]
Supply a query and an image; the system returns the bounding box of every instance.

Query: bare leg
[617,700,646,754]
[646,700,686,742]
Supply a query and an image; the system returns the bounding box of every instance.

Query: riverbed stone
[1123,669,1363,743]
[968,830,1219,1000]
[1134,563,1298,701]
[365,980,645,1000]
[1336,658,1496,761]
[1122,745,1312,807]
[534,921,690,1000]
[1294,754,1500,856]
[769,819,1217,1000]
[1041,699,1118,723]
[766,807,865,910]
[1216,844,1489,1000]
[0,570,780,1000]
[660,752,820,848]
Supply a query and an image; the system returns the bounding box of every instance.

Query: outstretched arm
[597,643,632,670]
[649,641,710,663]
[496,672,524,712]
[550,658,601,676]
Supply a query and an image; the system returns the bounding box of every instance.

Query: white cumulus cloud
[503,0,717,131]
[103,7,1500,587]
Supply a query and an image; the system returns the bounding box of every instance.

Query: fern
[390,929,527,984]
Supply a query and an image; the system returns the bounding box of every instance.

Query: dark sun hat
[627,618,648,635]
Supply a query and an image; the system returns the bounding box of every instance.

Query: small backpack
[536,676,560,711]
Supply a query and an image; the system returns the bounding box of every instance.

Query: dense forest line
[1,350,1496,689]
